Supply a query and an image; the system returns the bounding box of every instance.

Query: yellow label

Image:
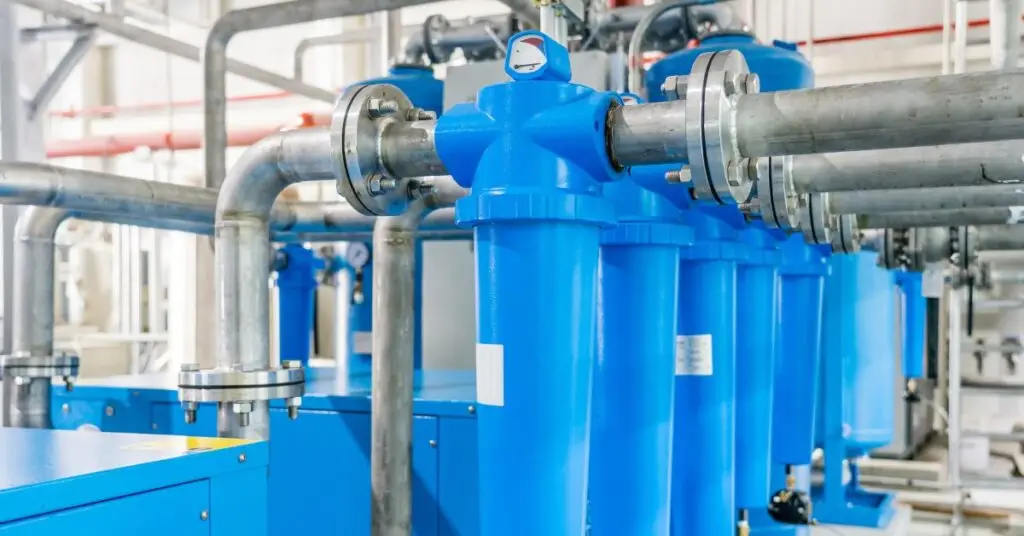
[121,436,252,452]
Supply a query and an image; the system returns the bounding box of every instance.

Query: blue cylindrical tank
[773,236,828,466]
[672,211,745,536]
[362,64,444,114]
[591,172,691,536]
[734,225,780,511]
[821,253,897,457]
[276,243,321,365]
[646,33,813,101]
[896,271,926,380]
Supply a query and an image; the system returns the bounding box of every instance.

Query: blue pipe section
[436,32,623,536]
[896,271,926,380]
[735,226,780,512]
[672,210,746,536]
[770,237,827,486]
[275,243,324,365]
[590,165,692,536]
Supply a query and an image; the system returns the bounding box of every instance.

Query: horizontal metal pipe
[608,101,689,167]
[792,140,1024,193]
[831,184,1024,214]
[975,225,1024,250]
[204,0,447,189]
[735,69,1024,157]
[860,208,1020,228]
[381,120,448,178]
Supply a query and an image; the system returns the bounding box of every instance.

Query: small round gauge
[507,34,547,76]
[346,242,371,269]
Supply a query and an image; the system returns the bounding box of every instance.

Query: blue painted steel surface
[53,369,479,536]
[275,243,323,365]
[646,34,814,101]
[363,65,445,114]
[436,31,621,536]
[770,237,827,495]
[735,226,780,511]
[813,253,897,528]
[896,271,926,379]
[672,211,745,536]
[591,160,691,535]
[0,428,267,535]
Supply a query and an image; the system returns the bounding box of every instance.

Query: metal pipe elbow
[15,207,70,243]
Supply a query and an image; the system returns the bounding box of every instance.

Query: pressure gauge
[508,34,548,76]
[346,242,370,270]
[503,31,571,82]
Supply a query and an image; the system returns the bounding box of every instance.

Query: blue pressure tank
[896,271,927,380]
[820,253,897,457]
[363,64,444,115]
[647,32,814,534]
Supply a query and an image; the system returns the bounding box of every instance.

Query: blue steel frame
[0,428,269,536]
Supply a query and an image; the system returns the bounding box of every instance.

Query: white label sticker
[922,263,944,298]
[476,343,505,406]
[1010,206,1024,224]
[354,331,372,355]
[675,334,713,376]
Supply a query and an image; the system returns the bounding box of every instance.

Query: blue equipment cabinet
[0,428,268,535]
[646,31,813,535]
[813,252,898,527]
[53,369,480,536]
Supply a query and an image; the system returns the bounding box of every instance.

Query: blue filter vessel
[436,31,623,536]
[672,210,746,536]
[813,252,897,527]
[734,225,780,517]
[590,158,692,535]
[896,271,926,380]
[275,243,324,365]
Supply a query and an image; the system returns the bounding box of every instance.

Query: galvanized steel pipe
[215,128,335,440]
[791,140,1024,193]
[608,101,689,167]
[830,184,1024,215]
[975,225,1024,250]
[203,0,448,189]
[734,70,1024,158]
[860,208,1021,229]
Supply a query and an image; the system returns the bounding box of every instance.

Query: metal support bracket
[20,21,94,42]
[26,28,95,119]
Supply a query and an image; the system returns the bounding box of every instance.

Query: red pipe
[796,18,992,46]
[46,112,328,158]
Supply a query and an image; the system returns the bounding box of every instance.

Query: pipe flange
[830,214,860,254]
[756,156,799,230]
[177,362,306,404]
[332,83,417,217]
[0,353,79,381]
[880,228,911,270]
[797,192,832,245]
[684,49,757,205]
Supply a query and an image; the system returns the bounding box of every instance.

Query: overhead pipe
[975,225,1024,251]
[829,184,1024,215]
[203,0,448,189]
[627,0,716,97]
[10,0,337,103]
[371,178,465,536]
[789,140,1024,193]
[860,208,1021,229]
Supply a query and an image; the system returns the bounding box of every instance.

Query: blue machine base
[811,485,897,528]
[53,367,480,536]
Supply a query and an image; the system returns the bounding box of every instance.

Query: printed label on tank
[476,343,505,406]
[922,263,944,298]
[675,334,713,376]
[1009,206,1024,224]
[354,331,372,354]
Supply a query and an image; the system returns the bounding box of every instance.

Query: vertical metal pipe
[948,286,964,526]
[954,0,969,74]
[333,259,353,392]
[943,0,954,74]
[0,1,22,356]
[371,203,425,536]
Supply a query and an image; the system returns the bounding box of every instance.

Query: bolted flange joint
[755,156,799,231]
[332,83,445,217]
[830,214,861,254]
[796,192,832,246]
[177,360,305,427]
[684,49,759,206]
[0,353,79,391]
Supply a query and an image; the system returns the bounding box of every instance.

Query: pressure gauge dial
[508,35,548,76]
[346,242,370,270]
